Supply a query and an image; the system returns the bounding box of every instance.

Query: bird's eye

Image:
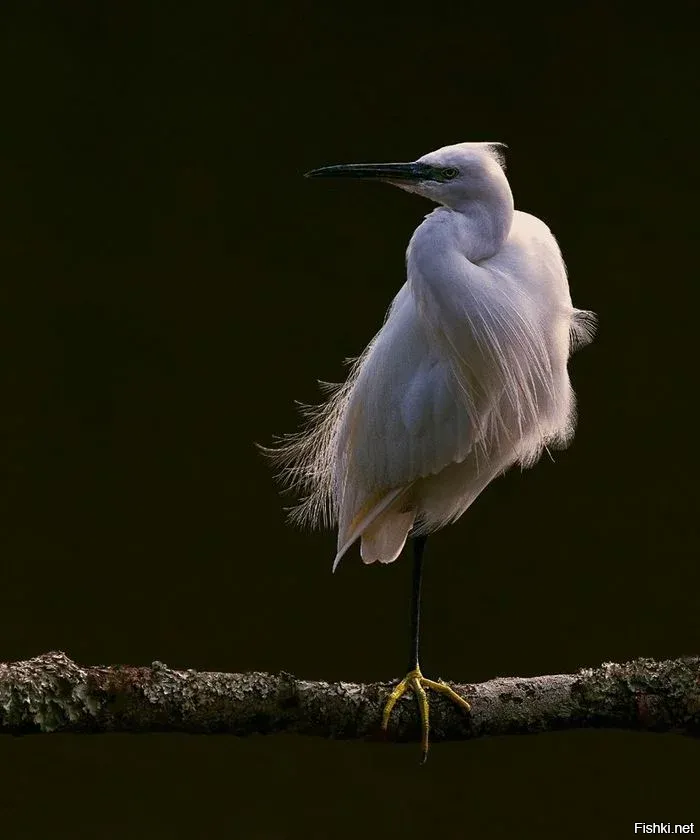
[442,167,459,180]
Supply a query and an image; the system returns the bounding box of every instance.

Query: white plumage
[266,142,595,570]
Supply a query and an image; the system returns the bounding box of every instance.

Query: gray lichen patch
[0,651,103,733]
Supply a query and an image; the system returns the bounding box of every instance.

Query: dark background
[0,3,697,838]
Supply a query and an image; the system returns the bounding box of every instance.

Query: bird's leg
[381,535,471,763]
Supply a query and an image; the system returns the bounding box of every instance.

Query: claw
[381,665,471,762]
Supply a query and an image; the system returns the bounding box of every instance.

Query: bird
[264,142,596,762]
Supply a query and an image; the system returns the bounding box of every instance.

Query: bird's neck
[448,184,515,262]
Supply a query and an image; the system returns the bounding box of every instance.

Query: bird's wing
[331,283,493,566]
[334,283,483,495]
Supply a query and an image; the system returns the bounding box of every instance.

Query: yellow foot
[381,665,471,763]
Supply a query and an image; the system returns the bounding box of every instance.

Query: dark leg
[381,533,470,763]
[408,535,427,672]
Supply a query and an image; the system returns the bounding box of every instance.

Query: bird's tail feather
[360,509,416,565]
[333,485,414,571]
[570,308,597,351]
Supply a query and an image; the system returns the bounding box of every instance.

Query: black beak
[304,162,432,181]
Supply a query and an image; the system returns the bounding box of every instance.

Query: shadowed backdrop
[0,3,696,838]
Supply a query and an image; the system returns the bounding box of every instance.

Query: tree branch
[1,652,699,742]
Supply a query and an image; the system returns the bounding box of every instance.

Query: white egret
[265,142,595,762]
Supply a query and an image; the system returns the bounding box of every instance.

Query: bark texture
[1,652,699,742]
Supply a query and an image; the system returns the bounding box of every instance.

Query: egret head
[305,142,510,211]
